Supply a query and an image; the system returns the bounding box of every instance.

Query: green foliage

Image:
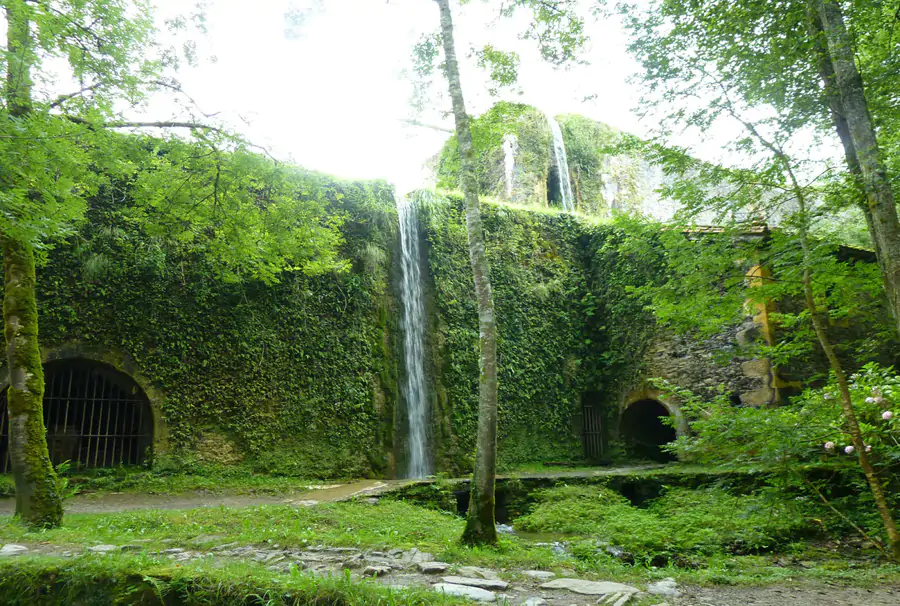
[516,484,820,563]
[656,364,900,545]
[32,174,399,478]
[421,194,658,469]
[0,555,462,605]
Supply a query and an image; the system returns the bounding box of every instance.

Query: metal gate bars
[0,360,153,472]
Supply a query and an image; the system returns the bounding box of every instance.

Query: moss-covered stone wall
[23,175,402,478]
[419,194,660,470]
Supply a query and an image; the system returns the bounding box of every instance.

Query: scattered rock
[457,566,502,580]
[363,565,391,577]
[433,583,497,602]
[497,524,514,534]
[521,598,547,606]
[523,570,555,581]
[162,548,185,555]
[442,576,509,590]
[210,542,241,552]
[0,544,28,556]
[539,578,638,597]
[364,497,379,505]
[87,544,118,553]
[417,561,450,574]
[647,578,680,598]
[401,548,434,565]
[598,592,636,606]
[120,545,143,552]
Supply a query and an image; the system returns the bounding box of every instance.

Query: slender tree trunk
[814,0,900,339]
[435,0,499,546]
[3,238,62,527]
[3,1,63,527]
[792,179,900,562]
[807,8,884,271]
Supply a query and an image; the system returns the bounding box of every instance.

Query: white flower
[845,445,855,454]
[824,441,835,451]
[865,397,876,404]
[883,411,894,421]
[866,445,872,453]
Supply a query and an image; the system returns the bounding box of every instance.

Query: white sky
[150,0,647,193]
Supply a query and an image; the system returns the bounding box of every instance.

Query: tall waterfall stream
[548,116,575,211]
[397,196,430,478]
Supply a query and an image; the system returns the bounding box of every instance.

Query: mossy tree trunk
[3,1,63,527]
[3,237,62,527]
[813,0,900,340]
[435,0,499,546]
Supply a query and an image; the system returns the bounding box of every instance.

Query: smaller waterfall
[397,196,430,479]
[548,116,575,211]
[502,134,518,200]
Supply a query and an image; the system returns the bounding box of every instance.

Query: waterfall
[502,133,518,200]
[547,116,575,211]
[397,195,430,479]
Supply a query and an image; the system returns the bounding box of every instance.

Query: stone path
[3,540,897,605]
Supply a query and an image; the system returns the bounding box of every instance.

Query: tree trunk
[2,1,63,528]
[814,0,900,339]
[792,180,900,561]
[3,237,63,527]
[435,0,499,546]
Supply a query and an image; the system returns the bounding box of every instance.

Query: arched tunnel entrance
[0,359,153,472]
[620,399,677,463]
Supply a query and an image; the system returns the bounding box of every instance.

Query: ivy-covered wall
[419,195,659,471]
[29,175,401,479]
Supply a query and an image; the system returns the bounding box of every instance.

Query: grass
[0,554,466,605]
[2,497,898,589]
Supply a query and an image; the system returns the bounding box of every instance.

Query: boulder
[647,578,681,598]
[417,561,450,574]
[363,565,391,577]
[433,583,497,602]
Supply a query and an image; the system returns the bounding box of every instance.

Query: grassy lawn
[2,498,899,589]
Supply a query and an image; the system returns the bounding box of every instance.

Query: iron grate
[0,360,153,472]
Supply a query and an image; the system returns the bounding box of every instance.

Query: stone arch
[620,389,685,462]
[0,343,167,469]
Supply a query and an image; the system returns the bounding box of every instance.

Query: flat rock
[417,561,450,574]
[647,578,680,598]
[433,583,497,602]
[88,545,118,553]
[363,565,391,577]
[443,576,509,590]
[400,548,434,565]
[457,566,502,580]
[540,578,638,596]
[523,570,555,581]
[521,598,547,606]
[0,544,28,556]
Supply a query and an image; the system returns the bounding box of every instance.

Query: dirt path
[0,479,397,515]
[674,584,899,606]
